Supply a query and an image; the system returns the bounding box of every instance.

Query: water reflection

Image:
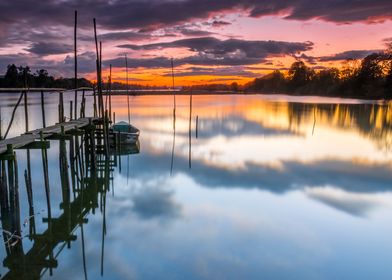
[0,124,139,279]
[0,93,392,279]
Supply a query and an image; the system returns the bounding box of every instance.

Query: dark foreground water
[0,92,391,280]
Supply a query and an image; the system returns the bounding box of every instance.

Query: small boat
[110,121,140,144]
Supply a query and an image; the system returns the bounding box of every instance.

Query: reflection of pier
[0,120,139,279]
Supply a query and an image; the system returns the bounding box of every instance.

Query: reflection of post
[1,151,24,260]
[59,137,71,247]
[24,149,35,238]
[170,110,176,176]
[40,131,53,274]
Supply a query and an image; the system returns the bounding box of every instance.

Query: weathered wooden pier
[0,117,100,158]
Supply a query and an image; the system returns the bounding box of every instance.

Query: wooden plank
[0,117,100,155]
[15,140,50,150]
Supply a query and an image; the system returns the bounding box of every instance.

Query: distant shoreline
[0,88,390,102]
[111,90,391,101]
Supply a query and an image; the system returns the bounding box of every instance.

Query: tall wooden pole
[23,70,29,132]
[171,58,176,130]
[41,90,46,128]
[74,10,78,120]
[109,64,112,123]
[125,54,130,124]
[93,18,101,118]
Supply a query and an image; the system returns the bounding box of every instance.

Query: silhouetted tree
[4,64,19,87]
[287,61,315,89]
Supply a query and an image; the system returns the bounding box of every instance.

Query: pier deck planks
[0,117,100,155]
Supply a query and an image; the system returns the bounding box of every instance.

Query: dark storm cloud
[119,37,313,57]
[105,56,172,69]
[1,0,391,32]
[26,42,73,55]
[115,37,313,68]
[319,49,382,61]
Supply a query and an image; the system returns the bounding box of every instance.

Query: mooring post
[70,101,73,121]
[41,90,46,128]
[59,91,64,123]
[93,85,98,118]
[82,89,86,118]
[24,91,29,132]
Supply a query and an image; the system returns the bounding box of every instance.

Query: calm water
[0,92,392,280]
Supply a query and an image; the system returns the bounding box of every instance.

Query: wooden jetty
[0,117,100,157]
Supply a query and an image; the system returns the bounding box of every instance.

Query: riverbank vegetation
[0,64,92,89]
[245,51,392,99]
[190,46,392,99]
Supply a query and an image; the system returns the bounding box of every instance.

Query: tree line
[245,45,392,99]
[185,45,392,99]
[0,64,92,89]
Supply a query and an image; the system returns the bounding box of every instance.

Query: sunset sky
[1,0,392,86]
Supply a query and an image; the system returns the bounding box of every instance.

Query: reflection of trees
[287,102,392,152]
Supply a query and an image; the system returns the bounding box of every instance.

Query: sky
[1,0,392,86]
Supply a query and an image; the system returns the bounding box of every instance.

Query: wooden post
[109,64,112,122]
[93,18,101,118]
[171,58,176,130]
[125,55,130,124]
[41,90,46,128]
[99,41,103,116]
[3,92,24,139]
[93,85,98,118]
[70,101,73,121]
[24,91,28,132]
[113,112,116,125]
[59,91,64,123]
[82,89,85,118]
[74,10,78,120]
